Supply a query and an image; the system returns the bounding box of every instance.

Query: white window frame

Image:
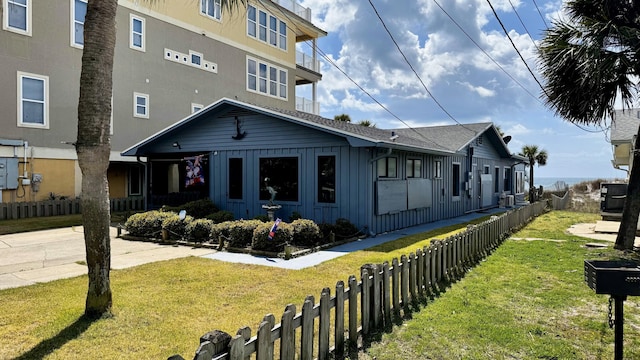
[70,0,87,48]
[129,14,145,52]
[191,103,203,113]
[246,5,287,51]
[133,92,149,119]
[17,71,49,129]
[246,56,288,100]
[200,0,221,21]
[434,160,442,179]
[3,0,31,36]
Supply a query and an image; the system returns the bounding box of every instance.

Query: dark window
[435,160,442,178]
[229,158,243,199]
[494,167,500,192]
[129,166,142,196]
[504,167,512,192]
[452,163,460,197]
[406,159,422,178]
[377,157,397,178]
[260,157,298,202]
[318,156,335,203]
[484,165,490,174]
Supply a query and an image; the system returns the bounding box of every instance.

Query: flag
[268,218,281,240]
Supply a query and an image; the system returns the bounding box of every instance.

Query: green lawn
[1,211,638,359]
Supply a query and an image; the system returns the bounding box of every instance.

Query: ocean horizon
[535,176,624,189]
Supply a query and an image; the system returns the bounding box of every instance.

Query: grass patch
[2,211,638,359]
[0,214,84,235]
[362,211,640,359]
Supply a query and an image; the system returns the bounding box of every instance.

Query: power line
[507,0,539,51]
[531,0,550,29]
[432,0,542,103]
[485,0,549,97]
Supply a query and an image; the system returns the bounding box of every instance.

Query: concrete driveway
[0,226,215,290]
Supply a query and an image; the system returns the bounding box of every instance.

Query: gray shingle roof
[611,109,640,143]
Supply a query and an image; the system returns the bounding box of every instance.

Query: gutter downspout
[368,147,393,163]
[136,156,149,210]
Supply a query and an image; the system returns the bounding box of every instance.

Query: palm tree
[357,120,376,127]
[538,0,640,250]
[79,0,244,317]
[334,114,351,122]
[519,145,548,201]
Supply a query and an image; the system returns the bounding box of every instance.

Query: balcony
[296,51,321,73]
[296,96,320,115]
[271,0,311,22]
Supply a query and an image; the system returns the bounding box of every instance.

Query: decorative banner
[268,218,282,240]
[185,155,205,188]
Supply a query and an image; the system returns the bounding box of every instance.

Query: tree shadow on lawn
[14,315,98,360]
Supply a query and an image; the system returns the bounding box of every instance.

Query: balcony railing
[271,0,311,22]
[296,96,320,115]
[296,51,321,73]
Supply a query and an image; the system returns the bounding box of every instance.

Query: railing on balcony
[296,96,320,115]
[296,51,321,73]
[271,0,311,22]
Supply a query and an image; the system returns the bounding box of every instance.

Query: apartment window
[260,157,298,202]
[318,156,336,203]
[4,0,31,35]
[504,167,512,193]
[434,160,442,178]
[228,158,243,200]
[377,157,397,178]
[406,159,422,178]
[279,21,287,50]
[246,5,287,49]
[452,163,461,197]
[494,167,500,192]
[17,72,48,128]
[247,5,256,37]
[191,103,203,113]
[133,92,149,118]
[130,14,145,51]
[190,51,202,67]
[200,0,221,20]
[129,166,142,196]
[246,57,288,99]
[72,0,87,47]
[515,171,524,194]
[484,165,490,174]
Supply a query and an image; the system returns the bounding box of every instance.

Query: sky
[295,0,625,181]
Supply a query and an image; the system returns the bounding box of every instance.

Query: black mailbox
[584,260,640,296]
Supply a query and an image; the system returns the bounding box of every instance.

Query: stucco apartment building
[0,0,325,203]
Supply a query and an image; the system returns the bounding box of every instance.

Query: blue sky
[297,0,624,180]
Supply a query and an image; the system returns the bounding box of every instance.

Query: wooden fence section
[178,201,549,360]
[550,191,571,210]
[0,197,144,220]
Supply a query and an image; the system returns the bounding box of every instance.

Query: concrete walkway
[0,207,509,290]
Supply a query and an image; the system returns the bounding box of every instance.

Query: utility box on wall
[0,158,19,190]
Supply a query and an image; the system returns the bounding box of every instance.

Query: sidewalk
[0,207,508,290]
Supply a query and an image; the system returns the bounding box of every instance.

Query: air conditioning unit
[506,195,515,207]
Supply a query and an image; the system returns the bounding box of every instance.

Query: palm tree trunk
[529,163,535,202]
[77,0,118,317]
[615,124,640,250]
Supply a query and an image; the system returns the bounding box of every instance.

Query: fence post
[423,247,431,294]
[400,255,409,311]
[409,253,417,302]
[319,288,331,360]
[416,249,424,297]
[348,275,358,351]
[229,334,245,360]
[372,264,381,330]
[335,281,345,359]
[361,268,370,335]
[430,244,437,293]
[280,305,296,360]
[382,262,391,326]
[236,327,251,360]
[301,295,315,360]
[256,314,275,360]
[391,258,400,315]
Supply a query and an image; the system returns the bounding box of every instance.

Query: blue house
[122,98,527,235]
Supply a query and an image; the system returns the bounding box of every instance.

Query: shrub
[253,214,270,222]
[206,210,235,224]
[318,222,337,242]
[291,219,321,247]
[161,213,194,240]
[186,219,214,243]
[228,220,263,248]
[211,222,231,245]
[251,221,293,252]
[289,211,303,222]
[163,198,218,219]
[125,210,174,237]
[334,218,360,240]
